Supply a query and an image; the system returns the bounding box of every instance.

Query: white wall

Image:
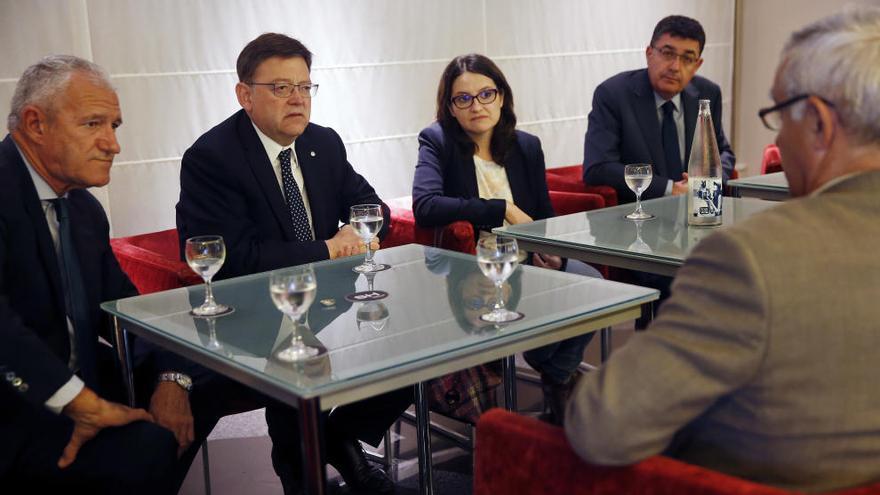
[733,0,880,176]
[0,0,734,237]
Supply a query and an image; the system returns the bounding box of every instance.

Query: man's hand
[532,252,563,270]
[149,381,194,457]
[325,225,379,259]
[59,386,154,468]
[671,172,689,195]
[505,202,534,225]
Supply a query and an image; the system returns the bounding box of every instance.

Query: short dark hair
[236,33,312,82]
[435,54,517,166]
[651,15,706,54]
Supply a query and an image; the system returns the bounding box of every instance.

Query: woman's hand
[505,202,534,225]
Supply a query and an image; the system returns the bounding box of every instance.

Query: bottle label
[689,177,723,218]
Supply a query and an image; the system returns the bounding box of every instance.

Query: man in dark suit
[0,55,180,493]
[177,33,409,495]
[583,15,736,203]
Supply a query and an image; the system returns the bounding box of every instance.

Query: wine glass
[350,204,384,273]
[476,235,523,323]
[269,266,319,362]
[185,235,234,317]
[624,164,655,220]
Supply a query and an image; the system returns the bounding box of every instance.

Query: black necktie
[661,101,683,181]
[279,148,313,242]
[51,197,97,389]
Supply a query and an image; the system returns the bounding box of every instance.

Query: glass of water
[476,235,523,323]
[185,235,234,316]
[350,204,384,273]
[269,265,319,362]
[624,164,655,220]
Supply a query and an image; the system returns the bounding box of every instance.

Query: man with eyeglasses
[176,33,409,494]
[566,7,880,491]
[582,15,735,203]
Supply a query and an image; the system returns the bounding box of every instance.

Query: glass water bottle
[687,99,723,227]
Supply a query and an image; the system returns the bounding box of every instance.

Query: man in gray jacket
[565,7,880,492]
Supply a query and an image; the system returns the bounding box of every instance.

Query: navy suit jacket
[176,110,389,280]
[0,134,137,424]
[412,122,555,231]
[583,69,735,202]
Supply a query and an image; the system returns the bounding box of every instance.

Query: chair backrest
[111,228,201,294]
[546,164,618,206]
[762,144,783,175]
[475,409,880,495]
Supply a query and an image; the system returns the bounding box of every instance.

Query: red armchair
[111,229,201,295]
[546,164,618,207]
[475,409,880,495]
[762,144,783,174]
[383,197,476,254]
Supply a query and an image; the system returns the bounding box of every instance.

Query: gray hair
[778,5,880,145]
[7,55,112,132]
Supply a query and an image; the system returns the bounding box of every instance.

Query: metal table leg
[600,327,612,362]
[415,382,434,495]
[298,397,326,495]
[502,355,517,412]
[112,316,136,407]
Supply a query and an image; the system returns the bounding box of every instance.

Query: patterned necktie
[50,197,97,389]
[279,148,313,242]
[662,101,683,181]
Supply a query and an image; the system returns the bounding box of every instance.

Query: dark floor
[179,323,635,494]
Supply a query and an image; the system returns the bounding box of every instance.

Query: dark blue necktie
[51,197,97,389]
[279,148,313,242]
[662,101,683,181]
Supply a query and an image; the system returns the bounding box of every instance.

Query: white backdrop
[0,0,734,237]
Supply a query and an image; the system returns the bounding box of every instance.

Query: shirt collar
[14,141,61,200]
[809,172,861,197]
[251,121,296,166]
[654,92,682,114]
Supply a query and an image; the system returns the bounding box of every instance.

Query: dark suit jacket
[583,69,735,202]
[0,134,137,426]
[412,122,555,231]
[177,110,389,280]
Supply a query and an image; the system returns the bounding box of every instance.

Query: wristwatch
[157,372,193,393]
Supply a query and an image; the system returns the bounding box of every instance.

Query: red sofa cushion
[546,165,618,206]
[111,229,201,295]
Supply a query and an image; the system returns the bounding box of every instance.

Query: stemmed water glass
[185,235,234,316]
[350,204,384,273]
[624,164,655,220]
[269,266,319,362]
[476,235,523,323]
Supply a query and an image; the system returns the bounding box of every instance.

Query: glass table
[102,244,657,495]
[729,171,789,201]
[495,195,776,277]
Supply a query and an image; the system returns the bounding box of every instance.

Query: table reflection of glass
[495,195,776,277]
[103,244,657,495]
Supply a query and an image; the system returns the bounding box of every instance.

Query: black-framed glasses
[451,88,499,109]
[758,94,834,131]
[247,81,319,99]
[650,45,699,67]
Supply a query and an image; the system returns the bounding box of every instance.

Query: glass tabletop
[729,171,789,192]
[495,195,776,266]
[102,244,656,401]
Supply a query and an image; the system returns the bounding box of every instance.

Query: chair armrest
[385,202,476,254]
[110,238,202,294]
[546,168,618,207]
[549,190,605,215]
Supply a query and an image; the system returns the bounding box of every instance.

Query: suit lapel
[632,71,667,176]
[682,84,699,168]
[295,126,329,236]
[505,143,530,207]
[236,113,297,240]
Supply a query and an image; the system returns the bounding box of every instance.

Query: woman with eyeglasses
[412,53,597,425]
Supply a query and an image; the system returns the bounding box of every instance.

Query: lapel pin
[310,151,316,157]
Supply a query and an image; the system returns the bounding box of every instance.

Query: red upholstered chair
[546,164,618,207]
[383,197,476,254]
[475,409,880,495]
[111,229,201,294]
[762,144,783,174]
[549,190,605,215]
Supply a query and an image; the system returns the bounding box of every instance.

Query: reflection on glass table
[356,271,390,332]
[269,265,320,362]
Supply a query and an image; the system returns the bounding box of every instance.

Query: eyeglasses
[451,88,499,109]
[758,94,835,131]
[651,45,699,67]
[247,81,319,99]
